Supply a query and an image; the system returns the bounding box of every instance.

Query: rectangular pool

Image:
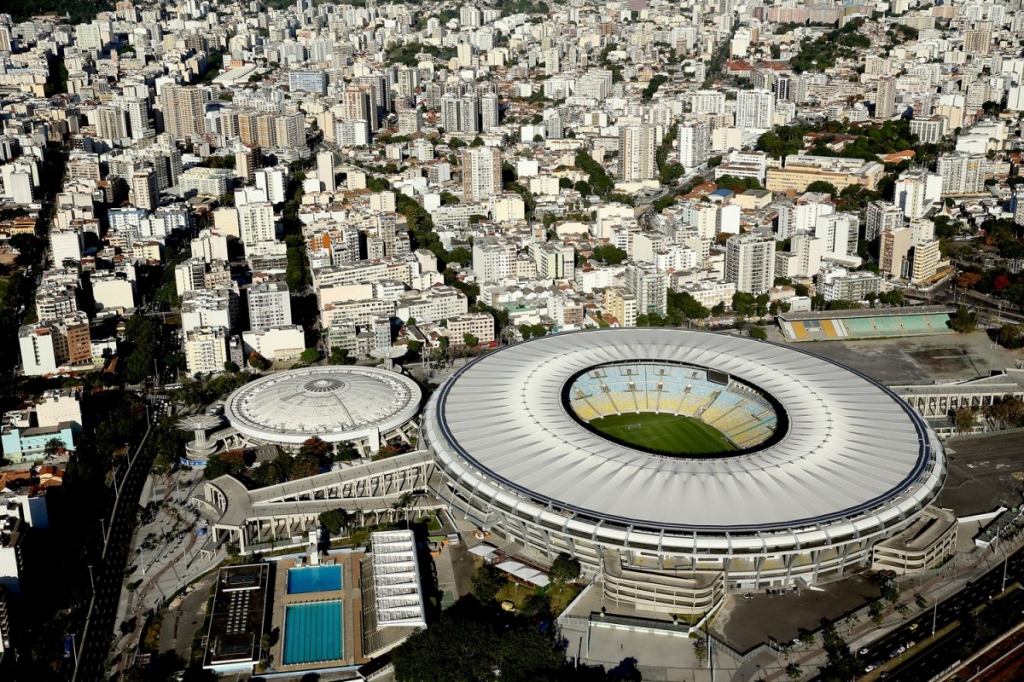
[287,565,343,594]
[283,601,344,665]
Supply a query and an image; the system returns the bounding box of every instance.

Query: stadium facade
[422,328,948,614]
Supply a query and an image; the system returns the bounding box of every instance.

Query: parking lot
[709,575,880,654]
[939,431,1024,517]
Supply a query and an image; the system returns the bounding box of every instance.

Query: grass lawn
[588,412,735,455]
[494,580,581,616]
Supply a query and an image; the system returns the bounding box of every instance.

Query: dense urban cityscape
[2,0,1024,680]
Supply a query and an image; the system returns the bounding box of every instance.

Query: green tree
[328,347,349,365]
[749,326,768,340]
[319,508,351,536]
[549,552,581,583]
[392,601,565,682]
[471,564,504,603]
[590,244,627,265]
[948,307,977,333]
[43,438,64,458]
[806,180,839,196]
[300,347,321,364]
[955,408,976,433]
[463,333,479,348]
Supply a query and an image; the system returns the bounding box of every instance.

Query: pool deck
[270,550,368,673]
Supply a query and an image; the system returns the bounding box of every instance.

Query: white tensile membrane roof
[431,328,938,532]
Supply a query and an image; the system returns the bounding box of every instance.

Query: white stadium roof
[427,329,942,533]
[224,366,422,444]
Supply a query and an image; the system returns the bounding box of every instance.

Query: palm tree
[393,491,416,526]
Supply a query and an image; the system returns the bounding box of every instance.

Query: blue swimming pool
[282,601,344,665]
[287,565,343,594]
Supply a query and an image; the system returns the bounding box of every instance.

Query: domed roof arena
[224,366,422,449]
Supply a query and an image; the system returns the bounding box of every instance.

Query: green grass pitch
[588,412,736,455]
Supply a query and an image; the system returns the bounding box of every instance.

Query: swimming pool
[282,601,344,665]
[287,565,343,594]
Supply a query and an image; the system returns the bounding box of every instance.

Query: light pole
[87,565,95,592]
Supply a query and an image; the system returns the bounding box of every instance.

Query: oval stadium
[422,328,947,613]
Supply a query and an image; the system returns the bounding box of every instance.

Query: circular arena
[423,328,946,612]
[224,366,422,452]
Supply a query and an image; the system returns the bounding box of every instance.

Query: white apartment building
[735,90,775,129]
[185,326,229,375]
[238,202,276,247]
[395,286,468,324]
[247,281,291,332]
[625,264,668,316]
[726,233,776,294]
[473,236,515,282]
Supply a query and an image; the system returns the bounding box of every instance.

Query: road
[832,546,1024,681]
[70,406,154,682]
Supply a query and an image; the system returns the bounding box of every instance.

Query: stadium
[422,328,948,614]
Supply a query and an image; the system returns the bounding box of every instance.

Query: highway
[70,405,154,682]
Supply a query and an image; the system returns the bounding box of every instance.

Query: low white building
[241,325,305,362]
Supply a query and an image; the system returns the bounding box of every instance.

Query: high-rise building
[909,239,941,285]
[237,202,276,247]
[618,125,657,181]
[605,287,639,327]
[158,84,204,141]
[461,147,502,203]
[273,113,305,149]
[342,87,374,140]
[677,120,711,172]
[690,90,726,115]
[460,5,482,27]
[725,233,776,294]
[235,146,260,184]
[440,94,461,133]
[95,105,129,140]
[880,227,912,279]
[481,92,500,132]
[937,153,985,196]
[624,264,668,316]
[317,151,336,192]
[1013,188,1024,227]
[256,167,287,204]
[130,170,158,211]
[288,71,328,96]
[964,24,993,56]
[185,326,229,375]
[247,281,292,332]
[865,201,904,241]
[735,89,775,129]
[459,94,480,133]
[875,77,897,119]
[910,116,945,144]
[397,109,422,136]
[473,236,514,282]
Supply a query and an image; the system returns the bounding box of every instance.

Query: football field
[588,412,736,455]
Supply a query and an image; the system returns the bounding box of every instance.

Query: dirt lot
[797,331,1023,385]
